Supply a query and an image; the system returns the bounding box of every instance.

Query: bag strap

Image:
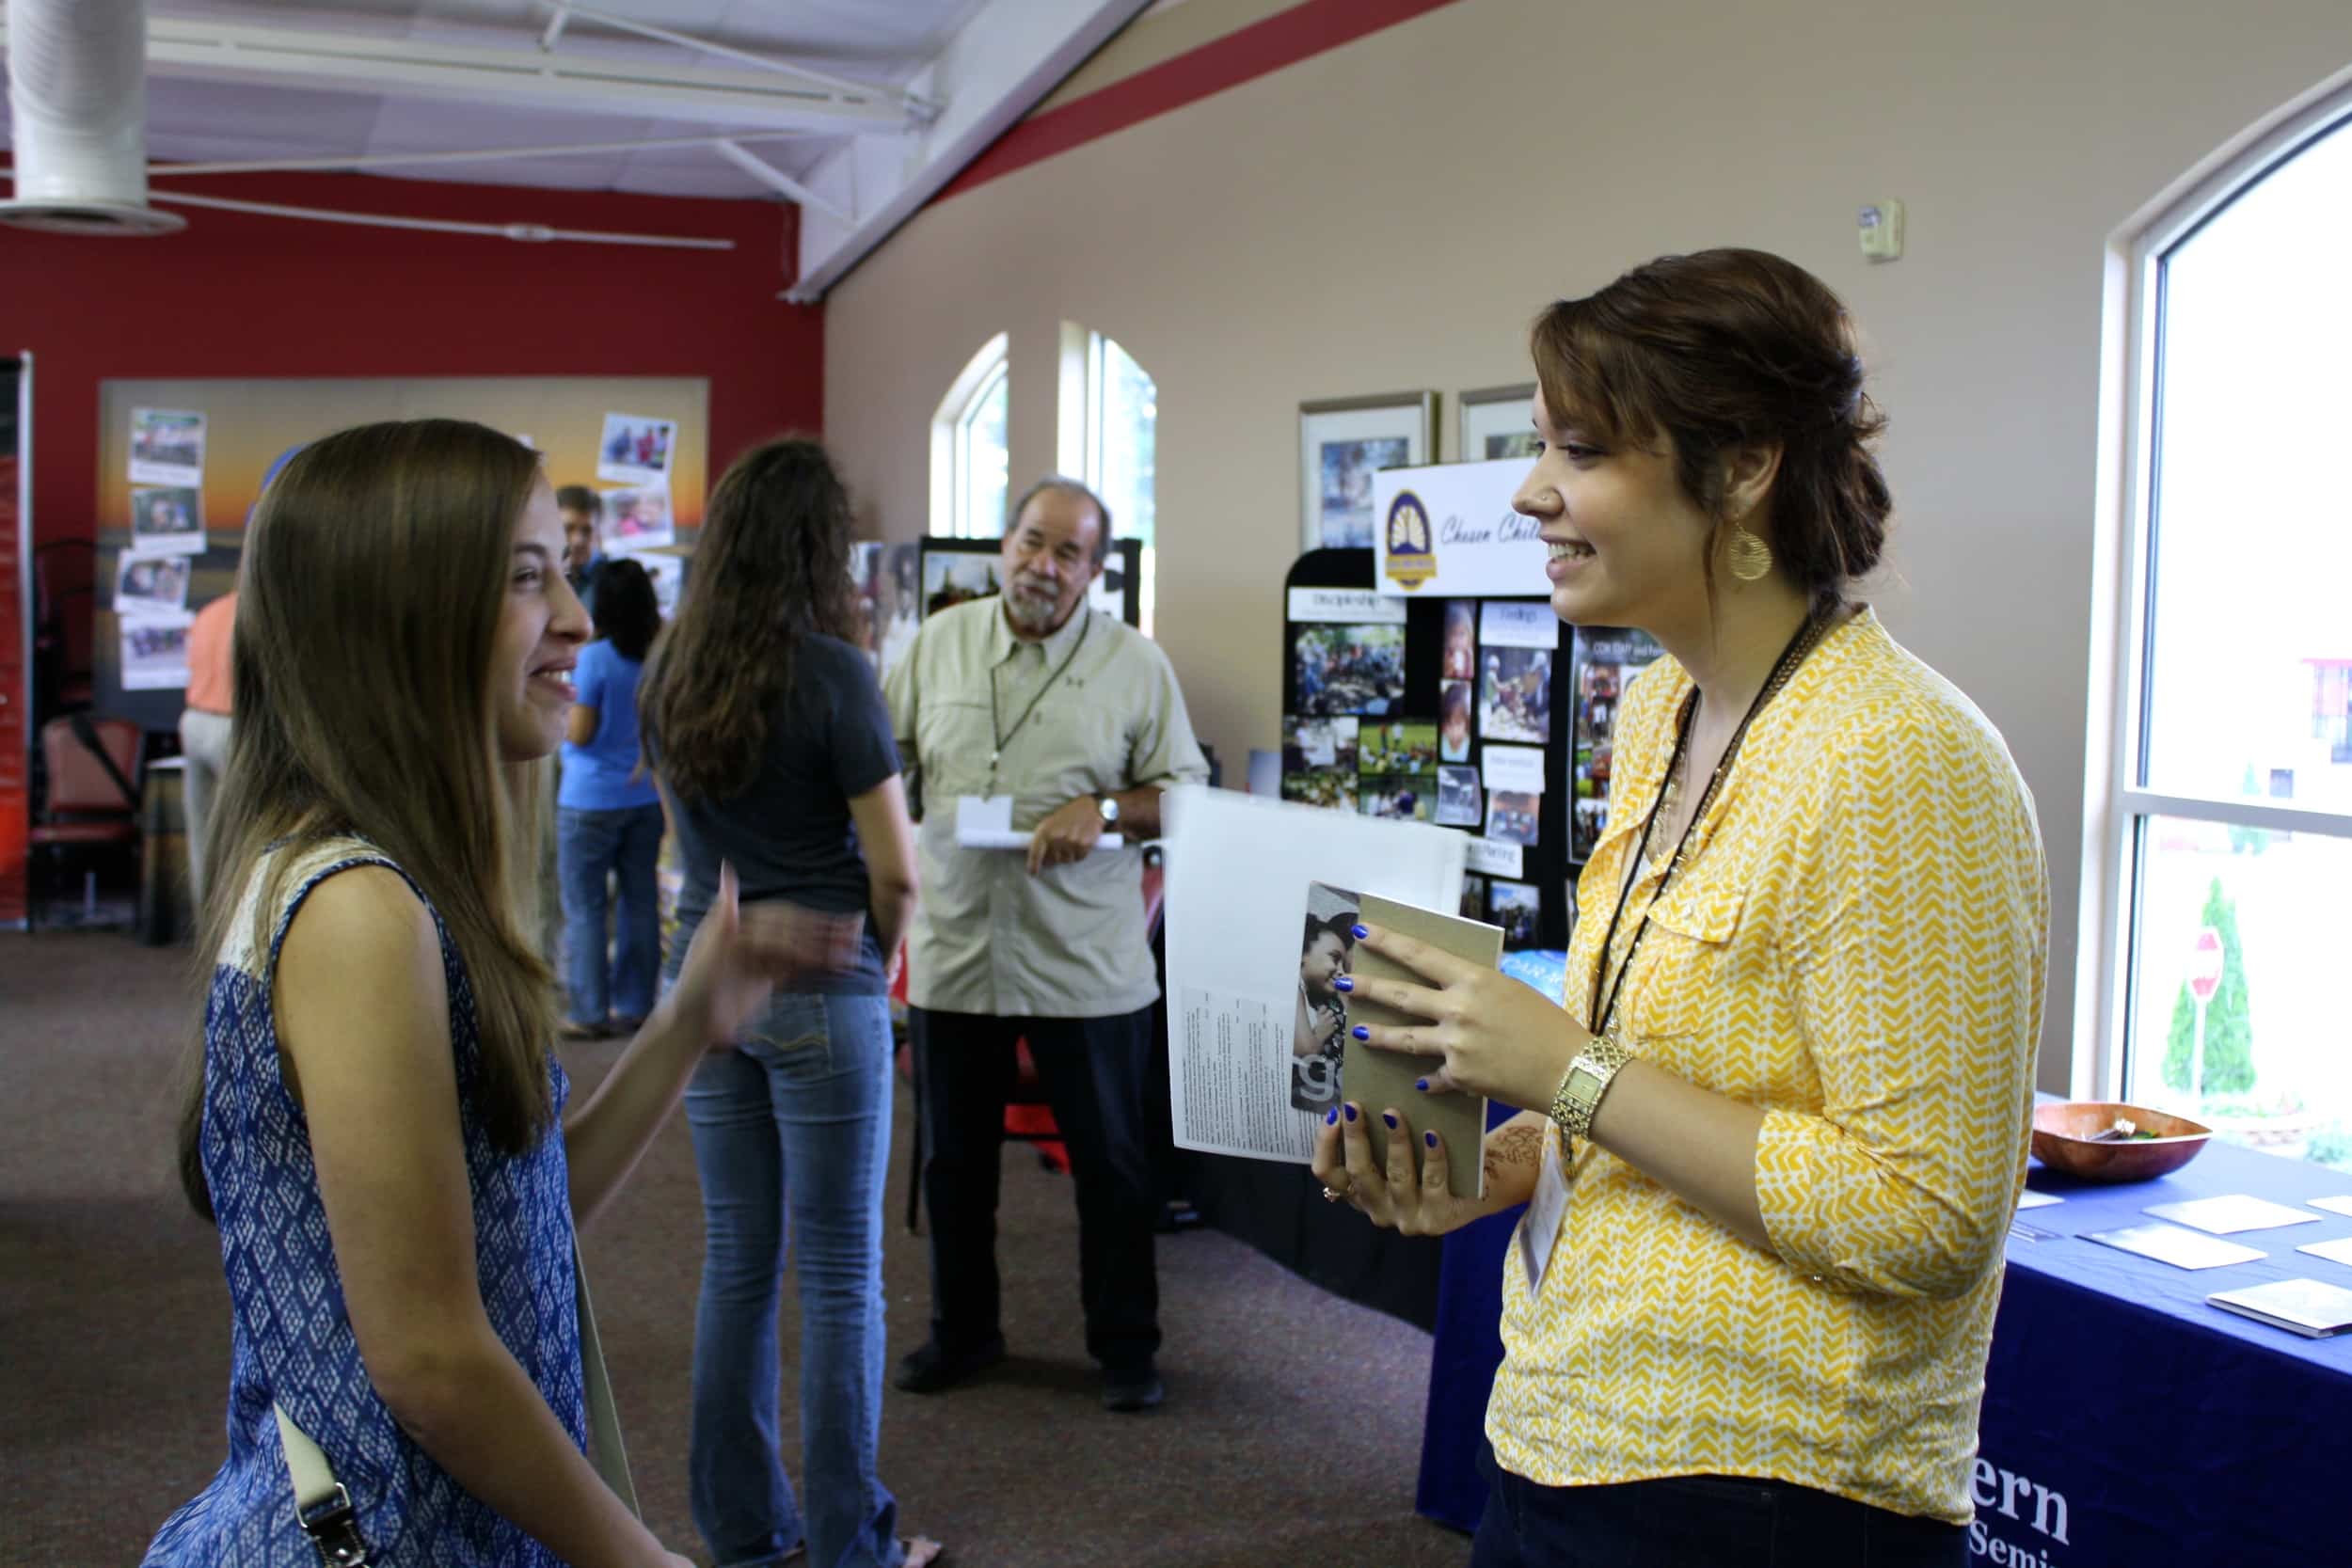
[274,1255,638,1562]
[68,712,140,812]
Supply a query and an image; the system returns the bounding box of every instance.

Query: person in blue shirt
[557,556,664,1038]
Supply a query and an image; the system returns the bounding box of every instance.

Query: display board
[1279,548,1661,953]
[91,376,708,733]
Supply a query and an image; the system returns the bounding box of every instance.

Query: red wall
[0,171,820,661]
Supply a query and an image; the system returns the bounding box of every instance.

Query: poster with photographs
[1285,715,1359,773]
[1293,620,1406,717]
[1458,383,1540,461]
[1298,392,1436,552]
[1571,626,1667,861]
[1486,790,1541,847]
[120,610,194,691]
[597,412,677,486]
[130,485,205,556]
[114,551,191,617]
[1359,721,1436,780]
[1281,770,1355,810]
[844,541,931,675]
[1359,777,1431,822]
[1441,599,1477,679]
[1479,601,1558,745]
[1436,765,1483,828]
[1488,879,1542,950]
[129,407,206,486]
[1292,881,1361,1114]
[922,548,1002,616]
[1458,872,1488,923]
[1439,679,1473,762]
[599,484,675,550]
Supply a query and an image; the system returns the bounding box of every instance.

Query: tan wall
[823,0,2352,1085]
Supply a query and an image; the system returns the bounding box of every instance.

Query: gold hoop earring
[1725,525,1773,583]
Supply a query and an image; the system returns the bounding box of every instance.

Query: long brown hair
[176,419,558,1220]
[1530,247,1892,614]
[639,436,854,803]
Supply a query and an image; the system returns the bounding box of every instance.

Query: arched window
[930,333,1009,539]
[2088,92,2352,1164]
[1061,325,1157,633]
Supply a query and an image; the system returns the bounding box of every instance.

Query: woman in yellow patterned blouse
[1312,248,2047,1567]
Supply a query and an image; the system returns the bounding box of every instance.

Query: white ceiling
[0,0,1159,296]
[111,0,992,198]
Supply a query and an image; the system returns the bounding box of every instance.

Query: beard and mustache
[1002,569,1073,633]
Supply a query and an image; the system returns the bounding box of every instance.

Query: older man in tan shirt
[883,478,1207,1415]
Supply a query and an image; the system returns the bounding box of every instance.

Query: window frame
[930,332,1010,540]
[2081,83,2352,1101]
[1060,323,1158,634]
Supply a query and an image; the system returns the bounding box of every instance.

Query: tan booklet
[1311,884,1500,1201]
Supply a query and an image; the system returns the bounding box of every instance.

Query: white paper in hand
[955,794,1123,853]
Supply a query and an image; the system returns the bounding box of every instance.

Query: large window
[2094,100,2352,1170]
[931,333,1009,539]
[1064,327,1158,633]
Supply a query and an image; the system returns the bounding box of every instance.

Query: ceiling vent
[0,0,183,235]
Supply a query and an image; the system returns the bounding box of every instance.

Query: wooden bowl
[2030,1101,2212,1182]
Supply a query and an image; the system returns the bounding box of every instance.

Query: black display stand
[1279,547,1574,948]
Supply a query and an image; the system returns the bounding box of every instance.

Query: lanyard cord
[1584,611,1829,1037]
[990,607,1092,769]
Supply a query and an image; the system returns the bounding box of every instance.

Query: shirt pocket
[1623,861,1758,1079]
[1017,694,1131,803]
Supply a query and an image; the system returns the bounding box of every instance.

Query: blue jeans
[684,993,903,1568]
[556,802,662,1027]
[1470,1441,1965,1568]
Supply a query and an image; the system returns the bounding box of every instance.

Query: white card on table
[2144,1195,2323,1235]
[2207,1277,2352,1338]
[1518,1131,1572,1292]
[2306,1196,2352,1218]
[2295,1236,2352,1270]
[2015,1189,2063,1210]
[2086,1223,2266,1271]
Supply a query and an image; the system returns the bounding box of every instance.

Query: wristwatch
[1096,793,1121,828]
[1549,1025,1637,1143]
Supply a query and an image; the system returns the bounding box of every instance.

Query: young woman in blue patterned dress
[146,420,802,1567]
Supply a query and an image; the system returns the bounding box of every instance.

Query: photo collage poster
[1570,626,1666,862]
[596,410,681,596]
[1281,583,1565,949]
[118,406,208,689]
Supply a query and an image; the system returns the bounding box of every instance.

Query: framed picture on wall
[1458,383,1539,462]
[1299,391,1438,554]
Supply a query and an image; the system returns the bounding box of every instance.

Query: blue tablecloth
[1416,1091,2352,1561]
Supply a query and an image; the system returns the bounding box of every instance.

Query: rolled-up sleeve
[1754,709,2050,1300]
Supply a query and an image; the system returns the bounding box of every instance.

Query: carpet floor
[0,931,1472,1568]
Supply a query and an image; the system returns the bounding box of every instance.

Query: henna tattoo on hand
[1482,1123,1544,1184]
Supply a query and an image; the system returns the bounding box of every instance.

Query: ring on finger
[1321,1181,1349,1202]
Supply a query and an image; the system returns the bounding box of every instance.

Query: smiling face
[490,482,592,761]
[1511,392,1720,637]
[1300,927,1351,997]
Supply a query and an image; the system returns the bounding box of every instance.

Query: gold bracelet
[1549,1025,1637,1144]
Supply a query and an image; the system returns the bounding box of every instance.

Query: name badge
[1518,1130,1572,1292]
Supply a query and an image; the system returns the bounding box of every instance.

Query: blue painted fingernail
[1424,1131,1438,1148]
[1352,1025,1369,1040]
[1352,924,1370,940]
[1333,975,1353,991]
[1326,1106,1339,1126]
[1415,1077,1430,1092]
[1381,1111,1398,1130]
[1343,1104,1359,1122]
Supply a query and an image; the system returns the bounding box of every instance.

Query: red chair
[898,854,1168,1233]
[29,715,143,929]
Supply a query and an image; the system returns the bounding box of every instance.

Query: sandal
[902,1537,945,1568]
